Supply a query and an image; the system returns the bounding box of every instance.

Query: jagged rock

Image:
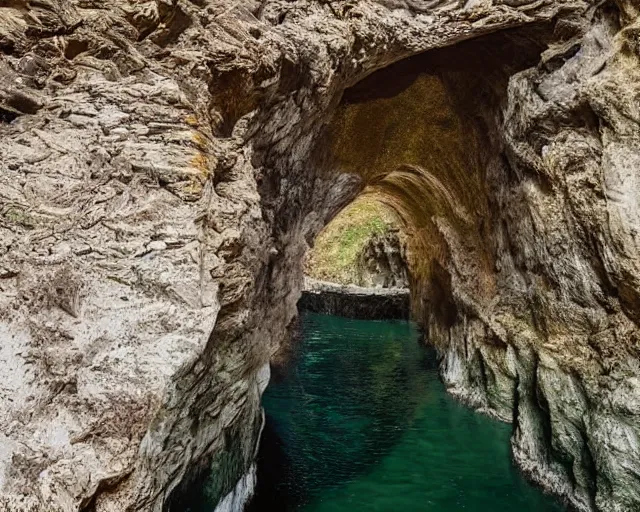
[356,229,409,288]
[0,1,640,512]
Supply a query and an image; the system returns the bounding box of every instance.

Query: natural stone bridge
[1,1,640,511]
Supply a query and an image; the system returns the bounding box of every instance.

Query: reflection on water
[248,312,564,512]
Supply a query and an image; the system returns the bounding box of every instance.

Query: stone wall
[298,278,410,320]
[1,1,640,511]
[356,229,409,289]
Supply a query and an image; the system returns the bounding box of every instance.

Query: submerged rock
[0,1,639,511]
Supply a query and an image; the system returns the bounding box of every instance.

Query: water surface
[249,312,564,512]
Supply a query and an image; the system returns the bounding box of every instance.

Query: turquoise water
[248,312,564,512]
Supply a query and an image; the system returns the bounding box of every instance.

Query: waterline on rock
[212,464,257,512]
[249,312,565,512]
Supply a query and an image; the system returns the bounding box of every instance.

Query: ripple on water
[247,312,565,512]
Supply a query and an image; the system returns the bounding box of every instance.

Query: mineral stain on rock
[0,1,640,512]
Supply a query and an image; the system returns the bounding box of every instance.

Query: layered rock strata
[298,277,410,320]
[0,1,639,512]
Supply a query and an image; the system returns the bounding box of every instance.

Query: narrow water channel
[248,312,564,512]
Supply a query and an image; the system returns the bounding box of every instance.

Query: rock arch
[1,1,640,512]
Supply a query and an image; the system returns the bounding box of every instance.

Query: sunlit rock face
[356,230,409,288]
[303,195,407,288]
[1,1,640,511]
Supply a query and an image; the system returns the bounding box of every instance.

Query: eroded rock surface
[356,229,409,288]
[299,277,410,319]
[0,0,639,511]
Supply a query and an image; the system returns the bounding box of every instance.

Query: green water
[249,312,564,512]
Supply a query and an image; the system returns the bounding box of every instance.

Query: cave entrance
[246,21,564,512]
[299,194,411,321]
[296,22,554,329]
[304,195,409,290]
[170,20,562,512]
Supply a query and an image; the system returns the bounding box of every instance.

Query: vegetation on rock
[305,197,398,286]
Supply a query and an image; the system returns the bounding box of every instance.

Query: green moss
[306,198,396,285]
[4,207,31,227]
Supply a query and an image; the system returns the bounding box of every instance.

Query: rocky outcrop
[298,278,410,320]
[356,229,409,288]
[1,1,640,512]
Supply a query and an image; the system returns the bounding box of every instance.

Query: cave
[170,10,635,512]
[1,2,640,512]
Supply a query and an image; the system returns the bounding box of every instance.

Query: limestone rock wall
[1,1,639,512]
[356,230,409,288]
[435,5,640,510]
